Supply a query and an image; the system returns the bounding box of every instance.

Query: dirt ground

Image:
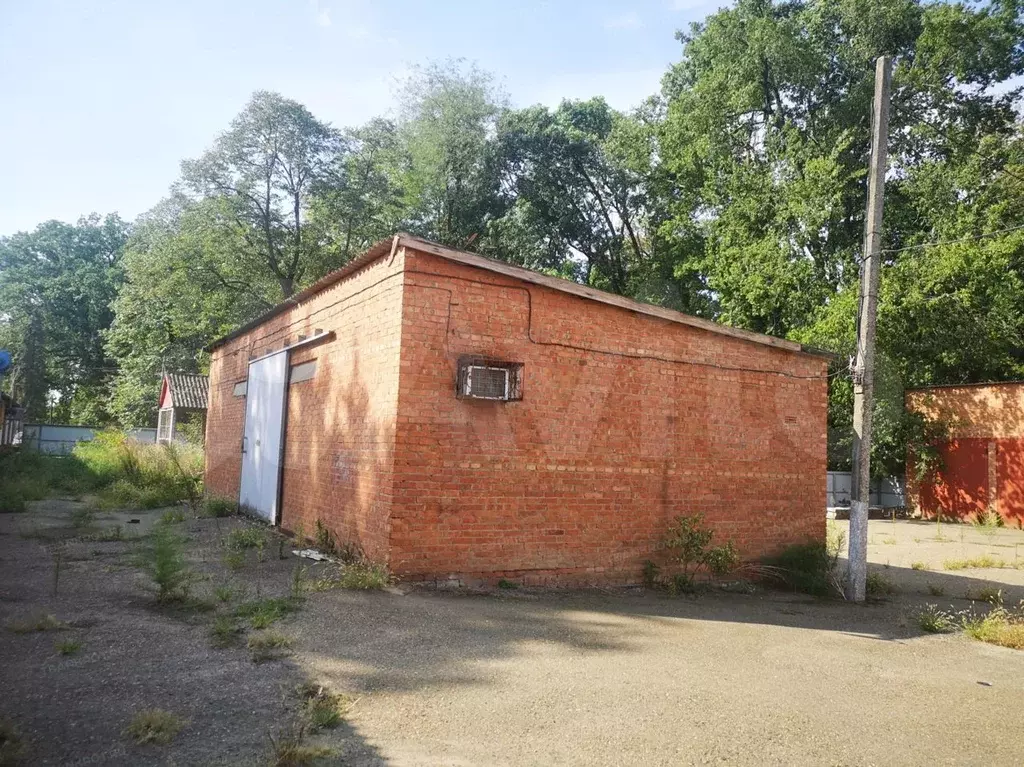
[2,501,1024,766]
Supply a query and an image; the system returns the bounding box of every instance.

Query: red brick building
[906,383,1024,526]
[205,234,830,585]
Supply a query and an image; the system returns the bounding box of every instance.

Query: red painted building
[204,234,830,585]
[906,383,1024,527]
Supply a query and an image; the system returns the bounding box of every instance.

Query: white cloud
[603,12,643,30]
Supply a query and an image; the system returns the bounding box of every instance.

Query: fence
[827,471,905,509]
[20,424,157,455]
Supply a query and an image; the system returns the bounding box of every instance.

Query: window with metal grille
[457,358,523,401]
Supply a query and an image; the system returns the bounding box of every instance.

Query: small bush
[866,572,897,598]
[928,584,946,597]
[123,708,185,745]
[911,561,928,571]
[660,513,739,592]
[142,522,191,602]
[496,578,519,590]
[6,613,67,633]
[248,630,293,662]
[55,638,82,656]
[234,597,299,629]
[203,496,237,518]
[761,541,841,597]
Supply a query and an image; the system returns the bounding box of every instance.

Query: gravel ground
[2,504,1024,766]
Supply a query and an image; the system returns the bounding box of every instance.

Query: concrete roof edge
[207,233,837,361]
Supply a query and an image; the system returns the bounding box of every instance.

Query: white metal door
[239,352,288,523]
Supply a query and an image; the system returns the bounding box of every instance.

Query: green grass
[123,709,185,745]
[227,527,267,550]
[497,578,519,590]
[233,597,299,629]
[55,638,82,656]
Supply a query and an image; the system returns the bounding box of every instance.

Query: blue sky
[0,0,723,236]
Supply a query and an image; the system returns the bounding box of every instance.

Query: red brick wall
[389,248,829,585]
[205,253,405,561]
[906,384,1024,525]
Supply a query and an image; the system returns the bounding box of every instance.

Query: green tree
[106,197,279,426]
[395,60,508,249]
[181,91,339,298]
[0,215,128,422]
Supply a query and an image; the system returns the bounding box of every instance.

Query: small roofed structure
[157,373,209,444]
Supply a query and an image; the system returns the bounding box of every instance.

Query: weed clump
[210,616,243,648]
[866,572,897,598]
[248,630,293,662]
[296,683,351,731]
[203,496,237,518]
[55,638,82,656]
[234,597,299,629]
[267,721,333,766]
[123,709,185,745]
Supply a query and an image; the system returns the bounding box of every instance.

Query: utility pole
[847,55,892,602]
